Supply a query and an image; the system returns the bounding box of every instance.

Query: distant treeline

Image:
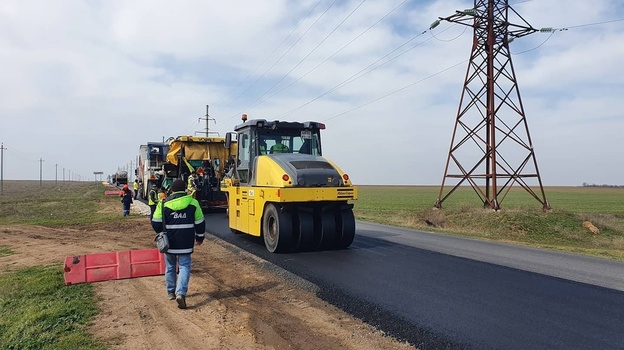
[581,183,624,188]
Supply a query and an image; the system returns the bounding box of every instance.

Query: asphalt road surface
[204,212,624,350]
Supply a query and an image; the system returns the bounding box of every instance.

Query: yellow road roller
[223,115,357,253]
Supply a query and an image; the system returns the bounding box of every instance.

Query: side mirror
[225,132,232,149]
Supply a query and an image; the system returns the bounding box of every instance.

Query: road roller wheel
[336,209,355,249]
[295,210,316,251]
[262,204,293,253]
[319,210,338,249]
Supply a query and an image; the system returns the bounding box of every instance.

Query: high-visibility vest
[148,189,157,206]
[271,143,288,153]
[133,182,139,190]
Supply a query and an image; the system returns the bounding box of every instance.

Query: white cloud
[0,0,622,191]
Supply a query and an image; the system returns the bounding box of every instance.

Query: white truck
[136,142,168,199]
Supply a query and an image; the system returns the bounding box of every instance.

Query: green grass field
[0,181,122,226]
[0,181,127,349]
[0,266,106,350]
[354,185,624,260]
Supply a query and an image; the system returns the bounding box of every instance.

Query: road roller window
[237,132,251,183]
[293,133,320,155]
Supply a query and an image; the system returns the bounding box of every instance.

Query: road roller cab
[224,115,357,253]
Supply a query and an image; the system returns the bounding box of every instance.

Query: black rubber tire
[319,210,338,249]
[295,210,317,251]
[262,204,293,253]
[336,209,355,249]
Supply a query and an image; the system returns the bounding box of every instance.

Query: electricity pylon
[434,0,550,210]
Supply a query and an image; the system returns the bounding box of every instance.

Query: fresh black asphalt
[204,212,624,350]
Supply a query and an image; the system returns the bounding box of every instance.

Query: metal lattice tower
[434,0,550,210]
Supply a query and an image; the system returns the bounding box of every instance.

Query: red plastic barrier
[64,248,166,285]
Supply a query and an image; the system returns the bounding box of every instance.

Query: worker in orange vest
[119,184,133,217]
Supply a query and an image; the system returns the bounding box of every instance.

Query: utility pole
[197,105,216,136]
[0,143,5,195]
[63,168,65,182]
[39,158,44,187]
[434,0,549,210]
[55,164,58,184]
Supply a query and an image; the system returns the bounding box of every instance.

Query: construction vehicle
[223,115,357,253]
[112,170,128,186]
[136,142,169,198]
[162,136,237,210]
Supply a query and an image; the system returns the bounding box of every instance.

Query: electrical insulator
[430,20,440,29]
[539,27,555,33]
[463,8,476,15]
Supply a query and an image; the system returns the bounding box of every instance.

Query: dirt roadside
[0,185,415,349]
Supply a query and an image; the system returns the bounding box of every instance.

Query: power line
[322,60,467,122]
[562,18,624,29]
[2,143,38,163]
[214,4,622,127]
[276,24,453,119]
[232,0,410,116]
[511,31,556,54]
[430,25,467,42]
[277,12,622,122]
[230,0,368,118]
[215,0,339,117]
[212,0,324,113]
[509,17,624,55]
[180,118,201,137]
[1,142,84,181]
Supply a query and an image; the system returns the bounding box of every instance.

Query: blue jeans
[165,253,192,296]
[122,203,131,216]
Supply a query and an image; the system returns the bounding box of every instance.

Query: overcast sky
[1,0,622,187]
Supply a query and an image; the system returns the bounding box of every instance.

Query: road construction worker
[187,172,197,195]
[158,187,167,202]
[133,179,140,199]
[270,140,289,153]
[151,179,205,309]
[120,184,133,217]
[148,184,158,219]
[259,139,268,155]
[195,167,205,190]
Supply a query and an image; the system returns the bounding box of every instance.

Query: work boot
[168,292,176,300]
[176,294,186,309]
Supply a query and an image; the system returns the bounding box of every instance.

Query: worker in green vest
[270,140,289,153]
[133,179,140,199]
[148,184,158,219]
[259,139,267,155]
[187,172,197,196]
